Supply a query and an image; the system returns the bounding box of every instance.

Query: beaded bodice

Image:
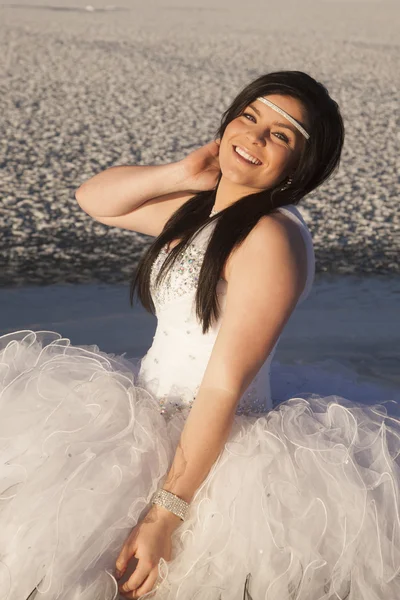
[149,237,212,314]
[137,205,315,420]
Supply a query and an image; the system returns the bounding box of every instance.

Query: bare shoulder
[268,209,308,256]
[225,210,308,286]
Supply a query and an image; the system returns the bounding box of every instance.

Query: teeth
[235,146,261,165]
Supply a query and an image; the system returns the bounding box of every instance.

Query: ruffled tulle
[1,330,400,599]
[0,330,176,600]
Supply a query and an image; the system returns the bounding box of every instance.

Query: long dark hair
[130,70,345,334]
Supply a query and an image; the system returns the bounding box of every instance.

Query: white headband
[256,97,310,140]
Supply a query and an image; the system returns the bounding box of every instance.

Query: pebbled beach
[1,0,399,286]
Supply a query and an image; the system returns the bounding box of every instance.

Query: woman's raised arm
[74,140,220,237]
[75,162,189,218]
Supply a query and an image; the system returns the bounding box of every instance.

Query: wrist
[150,503,183,532]
[164,160,193,194]
[173,159,201,193]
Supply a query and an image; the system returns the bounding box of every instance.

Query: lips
[233,145,262,166]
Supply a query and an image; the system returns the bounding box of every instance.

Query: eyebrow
[248,103,306,136]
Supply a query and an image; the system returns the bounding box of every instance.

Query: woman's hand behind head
[179,139,221,193]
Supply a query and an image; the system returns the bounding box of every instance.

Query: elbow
[75,185,82,203]
[75,184,85,204]
[75,185,92,215]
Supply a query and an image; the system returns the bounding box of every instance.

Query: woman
[1,71,399,600]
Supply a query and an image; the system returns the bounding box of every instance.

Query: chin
[227,174,270,192]
[221,167,255,185]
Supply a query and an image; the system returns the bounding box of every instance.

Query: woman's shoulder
[224,209,308,283]
[269,205,313,251]
[257,205,308,244]
[266,206,315,300]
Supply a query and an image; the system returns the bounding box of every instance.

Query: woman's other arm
[159,215,308,529]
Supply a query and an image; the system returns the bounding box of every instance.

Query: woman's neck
[212,175,265,214]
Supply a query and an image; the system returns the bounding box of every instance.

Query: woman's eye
[274,132,290,144]
[243,112,256,122]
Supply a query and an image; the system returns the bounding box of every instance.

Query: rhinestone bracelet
[151,489,189,521]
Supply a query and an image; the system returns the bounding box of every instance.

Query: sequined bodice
[137,206,315,420]
[149,236,212,314]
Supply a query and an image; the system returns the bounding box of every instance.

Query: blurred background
[0,0,399,393]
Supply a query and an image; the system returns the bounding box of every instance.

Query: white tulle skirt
[1,330,400,600]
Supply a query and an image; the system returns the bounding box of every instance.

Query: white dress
[1,205,399,600]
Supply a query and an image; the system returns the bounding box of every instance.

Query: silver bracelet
[151,489,189,521]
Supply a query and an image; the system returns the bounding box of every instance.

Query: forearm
[75,161,188,218]
[160,386,238,529]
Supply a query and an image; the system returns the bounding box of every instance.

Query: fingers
[215,138,221,145]
[125,569,159,599]
[115,540,134,579]
[119,559,153,596]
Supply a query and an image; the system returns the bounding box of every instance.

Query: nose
[245,126,267,147]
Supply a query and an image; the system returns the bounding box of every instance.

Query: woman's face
[218,94,309,192]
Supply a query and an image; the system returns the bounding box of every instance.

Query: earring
[280,176,293,191]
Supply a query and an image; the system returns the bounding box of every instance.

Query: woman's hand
[179,138,221,193]
[115,505,181,599]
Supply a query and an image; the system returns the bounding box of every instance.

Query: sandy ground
[0,0,399,285]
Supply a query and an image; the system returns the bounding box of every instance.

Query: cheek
[224,119,244,139]
[268,146,292,169]
[220,140,235,164]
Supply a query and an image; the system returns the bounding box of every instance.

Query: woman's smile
[232,145,263,167]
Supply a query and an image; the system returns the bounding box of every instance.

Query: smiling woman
[2,70,400,600]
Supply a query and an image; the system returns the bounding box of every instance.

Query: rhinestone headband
[256,97,310,140]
